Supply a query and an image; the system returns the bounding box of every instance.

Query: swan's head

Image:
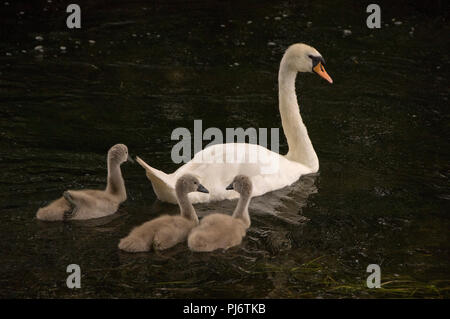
[176,174,209,194]
[226,175,253,197]
[283,43,333,83]
[108,144,133,164]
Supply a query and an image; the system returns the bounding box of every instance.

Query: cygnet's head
[282,43,333,83]
[226,175,253,197]
[108,144,132,165]
[176,174,209,194]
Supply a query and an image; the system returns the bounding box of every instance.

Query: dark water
[0,0,449,298]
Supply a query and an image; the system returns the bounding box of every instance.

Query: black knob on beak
[197,184,209,193]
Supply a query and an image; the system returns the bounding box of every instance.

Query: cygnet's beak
[313,62,333,84]
[197,184,209,193]
[226,183,234,190]
[127,155,135,163]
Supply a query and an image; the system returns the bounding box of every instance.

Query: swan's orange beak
[313,62,333,84]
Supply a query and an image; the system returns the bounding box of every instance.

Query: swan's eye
[309,55,326,71]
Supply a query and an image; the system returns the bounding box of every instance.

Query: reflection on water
[0,0,448,298]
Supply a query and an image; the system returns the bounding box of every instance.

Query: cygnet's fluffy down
[119,174,208,252]
[36,144,131,221]
[188,175,252,252]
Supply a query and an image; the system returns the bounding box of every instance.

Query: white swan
[118,174,208,252]
[188,175,253,252]
[137,43,332,204]
[36,144,132,221]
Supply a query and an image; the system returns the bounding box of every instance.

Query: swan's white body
[138,43,331,204]
[137,144,309,204]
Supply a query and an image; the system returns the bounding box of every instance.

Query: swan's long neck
[176,189,199,224]
[105,159,127,201]
[278,59,319,172]
[232,192,251,228]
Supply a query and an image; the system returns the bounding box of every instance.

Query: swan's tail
[135,156,177,203]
